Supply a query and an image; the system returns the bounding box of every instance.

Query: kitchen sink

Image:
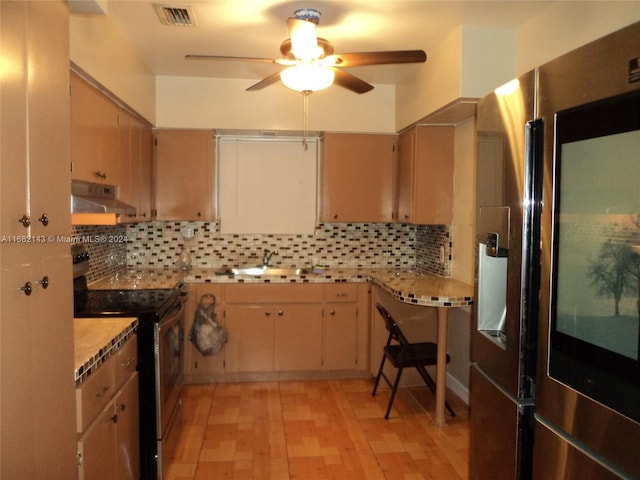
[231,266,313,276]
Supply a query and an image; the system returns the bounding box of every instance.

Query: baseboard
[446,372,469,405]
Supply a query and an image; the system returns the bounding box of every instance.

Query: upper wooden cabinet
[70,72,120,185]
[396,125,454,225]
[320,133,397,223]
[118,110,153,222]
[154,129,215,221]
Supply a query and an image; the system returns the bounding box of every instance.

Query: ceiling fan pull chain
[302,91,310,150]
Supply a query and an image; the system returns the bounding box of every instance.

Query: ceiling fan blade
[331,68,374,94]
[327,50,427,67]
[185,54,277,63]
[246,71,282,91]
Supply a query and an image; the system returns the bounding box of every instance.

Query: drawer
[113,338,137,391]
[324,284,358,303]
[225,283,324,304]
[76,356,115,433]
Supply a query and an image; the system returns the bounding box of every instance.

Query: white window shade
[218,137,318,234]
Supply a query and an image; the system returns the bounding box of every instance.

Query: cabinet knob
[197,211,202,217]
[95,385,109,399]
[118,403,126,412]
[94,171,107,180]
[277,310,284,316]
[330,310,336,316]
[111,414,118,424]
[333,214,338,219]
[38,213,49,226]
[37,276,49,289]
[18,214,30,228]
[265,311,271,316]
[20,281,32,296]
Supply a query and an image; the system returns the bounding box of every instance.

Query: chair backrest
[376,303,410,346]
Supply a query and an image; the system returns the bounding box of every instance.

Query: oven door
[154,298,185,441]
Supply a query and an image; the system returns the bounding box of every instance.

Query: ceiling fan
[185,8,427,94]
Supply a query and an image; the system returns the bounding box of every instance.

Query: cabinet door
[117,110,137,223]
[413,126,454,224]
[138,124,154,221]
[154,129,214,221]
[118,110,153,223]
[321,133,397,222]
[274,304,323,371]
[70,72,120,185]
[396,128,416,223]
[1,2,70,239]
[115,373,140,480]
[1,252,76,478]
[224,305,274,372]
[77,402,117,480]
[184,284,225,380]
[323,303,358,370]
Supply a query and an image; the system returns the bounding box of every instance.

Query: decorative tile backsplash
[72,222,451,283]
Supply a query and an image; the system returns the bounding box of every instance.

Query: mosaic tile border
[75,319,137,385]
[73,221,452,284]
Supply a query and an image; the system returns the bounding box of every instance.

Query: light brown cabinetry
[321,133,397,222]
[183,282,369,382]
[118,109,153,222]
[70,71,121,185]
[397,125,454,224]
[184,284,225,381]
[323,284,358,370]
[76,337,139,480]
[154,129,215,221]
[0,2,76,477]
[224,284,324,373]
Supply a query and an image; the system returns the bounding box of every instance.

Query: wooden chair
[372,302,455,419]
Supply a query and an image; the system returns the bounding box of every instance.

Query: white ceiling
[99,0,554,88]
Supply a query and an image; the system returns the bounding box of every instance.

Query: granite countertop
[74,317,137,385]
[88,267,473,307]
[76,268,472,382]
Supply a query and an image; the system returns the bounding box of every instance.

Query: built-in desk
[371,272,473,427]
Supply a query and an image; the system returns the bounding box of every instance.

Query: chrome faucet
[262,249,278,267]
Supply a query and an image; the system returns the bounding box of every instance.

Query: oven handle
[158,297,185,331]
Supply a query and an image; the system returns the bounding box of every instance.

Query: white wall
[69,3,640,131]
[70,13,156,123]
[517,2,640,76]
[155,76,395,132]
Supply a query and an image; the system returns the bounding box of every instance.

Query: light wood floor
[166,378,469,479]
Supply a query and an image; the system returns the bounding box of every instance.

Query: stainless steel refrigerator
[533,22,640,480]
[471,68,542,480]
[471,21,640,480]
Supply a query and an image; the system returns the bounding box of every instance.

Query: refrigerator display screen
[549,89,640,423]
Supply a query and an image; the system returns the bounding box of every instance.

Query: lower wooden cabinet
[274,303,323,371]
[183,282,370,381]
[184,284,225,381]
[76,339,139,480]
[324,303,359,370]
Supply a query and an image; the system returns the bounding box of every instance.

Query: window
[217,136,318,234]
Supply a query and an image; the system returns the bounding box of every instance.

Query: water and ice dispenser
[477,207,510,347]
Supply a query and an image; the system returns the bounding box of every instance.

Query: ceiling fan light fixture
[280,64,335,93]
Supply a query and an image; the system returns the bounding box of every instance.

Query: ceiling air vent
[153,4,198,27]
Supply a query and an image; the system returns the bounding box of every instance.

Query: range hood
[71,180,136,225]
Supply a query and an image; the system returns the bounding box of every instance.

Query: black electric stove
[73,279,180,320]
